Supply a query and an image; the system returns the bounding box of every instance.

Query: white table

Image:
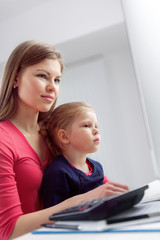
[15,180,160,240]
[15,231,160,240]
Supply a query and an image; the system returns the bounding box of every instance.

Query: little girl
[41,102,108,207]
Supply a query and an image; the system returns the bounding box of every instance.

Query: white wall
[121,0,160,177]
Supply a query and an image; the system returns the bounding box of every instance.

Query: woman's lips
[42,95,54,103]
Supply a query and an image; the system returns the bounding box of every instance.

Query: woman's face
[15,59,62,113]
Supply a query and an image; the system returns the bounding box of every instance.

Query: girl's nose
[93,128,99,135]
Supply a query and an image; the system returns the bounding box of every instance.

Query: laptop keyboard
[53,198,107,216]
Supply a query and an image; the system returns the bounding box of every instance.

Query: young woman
[0,40,129,240]
[41,102,109,207]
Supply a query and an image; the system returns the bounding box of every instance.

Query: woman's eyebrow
[36,69,50,75]
[36,69,61,78]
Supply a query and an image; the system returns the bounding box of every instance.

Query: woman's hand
[65,181,129,208]
[97,181,129,197]
[84,181,129,201]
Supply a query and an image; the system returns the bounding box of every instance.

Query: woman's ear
[57,129,70,144]
[13,74,19,88]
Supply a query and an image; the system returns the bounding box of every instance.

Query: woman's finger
[107,181,129,191]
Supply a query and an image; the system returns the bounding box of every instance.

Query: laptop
[49,184,148,221]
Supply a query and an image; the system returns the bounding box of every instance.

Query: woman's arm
[10,181,129,239]
[9,197,74,239]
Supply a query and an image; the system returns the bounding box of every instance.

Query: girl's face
[15,58,61,113]
[66,109,100,154]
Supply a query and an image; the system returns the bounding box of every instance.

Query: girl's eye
[54,78,61,84]
[37,74,47,79]
[83,124,90,128]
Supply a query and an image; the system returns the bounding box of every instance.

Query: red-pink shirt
[0,120,49,240]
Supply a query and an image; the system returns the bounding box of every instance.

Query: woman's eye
[37,74,47,79]
[54,78,61,84]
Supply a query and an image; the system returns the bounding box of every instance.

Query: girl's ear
[57,129,70,144]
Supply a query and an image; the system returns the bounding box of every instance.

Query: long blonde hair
[0,40,64,123]
[40,102,94,159]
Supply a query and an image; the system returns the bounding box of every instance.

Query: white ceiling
[0,0,126,62]
[0,0,50,22]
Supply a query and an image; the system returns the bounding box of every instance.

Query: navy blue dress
[42,155,105,207]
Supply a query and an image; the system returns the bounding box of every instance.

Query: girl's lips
[93,138,100,143]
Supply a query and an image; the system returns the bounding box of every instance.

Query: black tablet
[49,184,148,221]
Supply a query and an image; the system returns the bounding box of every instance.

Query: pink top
[69,159,108,181]
[0,120,49,240]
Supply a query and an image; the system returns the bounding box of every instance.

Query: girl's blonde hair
[0,40,64,123]
[40,102,93,159]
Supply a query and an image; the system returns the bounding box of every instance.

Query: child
[41,102,108,207]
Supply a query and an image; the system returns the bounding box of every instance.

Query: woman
[0,40,129,240]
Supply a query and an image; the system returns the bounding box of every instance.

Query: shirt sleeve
[0,129,23,240]
[104,176,109,183]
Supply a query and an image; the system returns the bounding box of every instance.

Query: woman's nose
[46,82,55,92]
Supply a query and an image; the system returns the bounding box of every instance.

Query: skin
[10,59,61,162]
[59,109,101,172]
[8,58,129,239]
